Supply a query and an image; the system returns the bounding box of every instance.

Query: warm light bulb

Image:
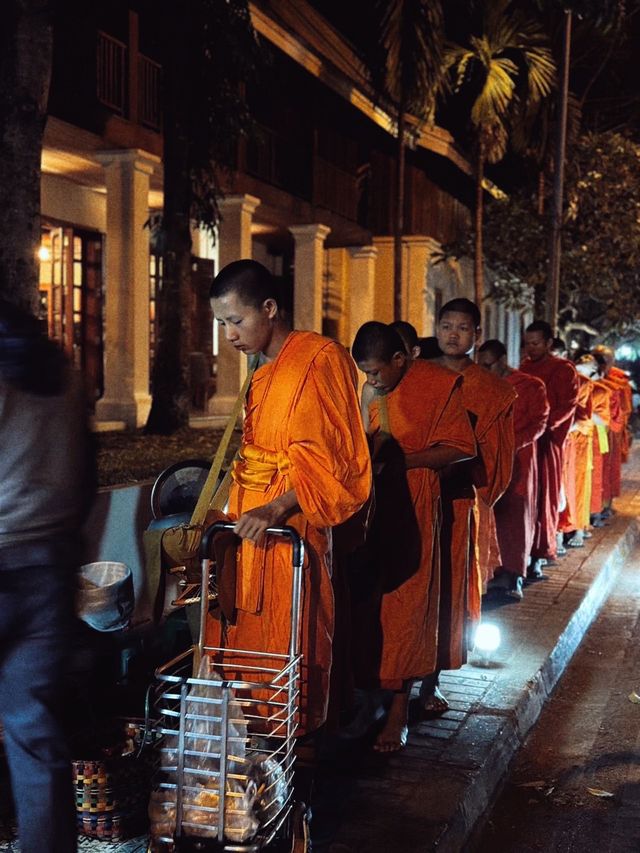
[474,623,501,654]
[38,245,51,262]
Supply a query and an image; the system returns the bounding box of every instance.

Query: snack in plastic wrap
[149,655,261,843]
[248,753,289,825]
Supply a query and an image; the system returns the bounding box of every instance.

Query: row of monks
[203,262,632,761]
[337,299,633,752]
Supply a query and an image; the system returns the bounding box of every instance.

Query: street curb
[445,514,640,853]
[328,459,640,853]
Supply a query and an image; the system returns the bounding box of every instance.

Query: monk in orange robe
[352,321,475,751]
[207,260,371,737]
[593,352,625,510]
[478,340,549,599]
[421,301,515,712]
[558,356,595,547]
[520,321,579,567]
[590,375,613,522]
[594,346,633,464]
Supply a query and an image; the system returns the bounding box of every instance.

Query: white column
[347,246,378,344]
[290,224,331,332]
[371,236,394,324]
[94,149,159,429]
[404,236,440,335]
[210,194,260,416]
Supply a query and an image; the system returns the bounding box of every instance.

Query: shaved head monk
[360,320,420,430]
[521,321,579,572]
[592,349,626,517]
[351,321,475,751]
[207,260,371,739]
[593,344,633,505]
[478,339,549,600]
[423,299,515,712]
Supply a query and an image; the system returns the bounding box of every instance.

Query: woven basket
[72,725,155,841]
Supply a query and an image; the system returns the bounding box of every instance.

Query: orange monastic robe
[608,367,633,463]
[494,370,549,577]
[591,380,612,515]
[363,360,475,689]
[559,375,593,533]
[439,363,515,670]
[601,379,624,501]
[520,355,579,560]
[205,331,371,734]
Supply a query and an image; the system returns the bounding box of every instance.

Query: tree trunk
[145,10,192,434]
[474,143,485,308]
[546,10,572,329]
[393,93,406,322]
[0,1,52,312]
[537,168,545,216]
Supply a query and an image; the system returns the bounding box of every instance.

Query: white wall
[41,173,106,232]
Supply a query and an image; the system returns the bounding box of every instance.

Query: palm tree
[444,0,556,307]
[372,0,447,321]
[0,0,53,312]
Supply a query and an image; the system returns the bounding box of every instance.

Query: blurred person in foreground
[0,299,95,853]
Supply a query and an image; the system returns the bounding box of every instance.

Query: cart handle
[199,521,304,569]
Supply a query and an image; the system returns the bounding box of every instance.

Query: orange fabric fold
[205,331,371,735]
[354,360,475,689]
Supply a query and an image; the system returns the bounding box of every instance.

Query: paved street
[475,543,640,853]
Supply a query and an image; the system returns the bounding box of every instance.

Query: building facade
[40,0,521,428]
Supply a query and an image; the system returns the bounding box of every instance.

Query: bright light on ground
[474,622,502,653]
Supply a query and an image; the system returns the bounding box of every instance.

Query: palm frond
[377,0,446,119]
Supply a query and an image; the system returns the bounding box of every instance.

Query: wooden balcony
[96,30,161,131]
[245,122,359,223]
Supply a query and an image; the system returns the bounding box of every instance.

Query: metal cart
[149,521,309,852]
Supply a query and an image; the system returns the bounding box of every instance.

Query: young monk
[558,354,595,548]
[593,344,633,466]
[590,362,613,526]
[360,320,420,429]
[478,339,549,599]
[562,354,600,545]
[520,321,579,570]
[422,300,515,711]
[206,260,371,737]
[593,351,625,516]
[352,321,475,751]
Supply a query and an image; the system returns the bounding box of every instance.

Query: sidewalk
[317,448,640,853]
[1,453,638,853]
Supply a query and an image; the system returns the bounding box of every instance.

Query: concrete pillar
[347,246,378,344]
[290,224,331,332]
[325,247,349,345]
[210,194,260,416]
[372,236,394,324]
[94,149,159,429]
[405,236,439,335]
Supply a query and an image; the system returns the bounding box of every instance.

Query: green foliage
[444,0,556,163]
[447,131,640,334]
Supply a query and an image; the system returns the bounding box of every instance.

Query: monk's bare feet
[373,691,409,753]
[421,685,449,716]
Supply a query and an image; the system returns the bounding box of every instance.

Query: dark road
[475,546,640,853]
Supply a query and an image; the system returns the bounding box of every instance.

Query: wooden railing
[245,123,359,221]
[97,30,161,130]
[97,31,126,115]
[139,54,161,130]
[313,156,358,221]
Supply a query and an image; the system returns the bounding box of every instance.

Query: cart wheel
[290,801,312,852]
